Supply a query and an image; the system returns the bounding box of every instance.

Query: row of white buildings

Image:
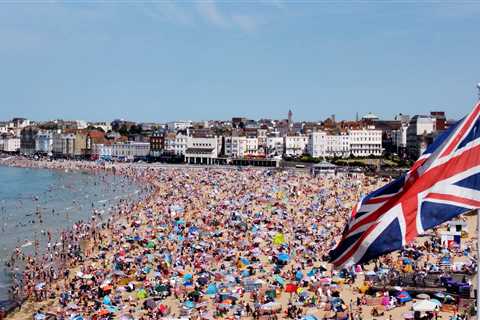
[158,128,383,162]
[308,128,383,158]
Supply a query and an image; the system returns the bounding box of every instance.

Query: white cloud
[195,0,228,27]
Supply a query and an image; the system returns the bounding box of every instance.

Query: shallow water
[0,165,139,300]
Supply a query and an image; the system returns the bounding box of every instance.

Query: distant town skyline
[0,1,479,122]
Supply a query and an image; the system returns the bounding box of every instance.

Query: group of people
[0,157,476,320]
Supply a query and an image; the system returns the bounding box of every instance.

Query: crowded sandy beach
[0,158,477,320]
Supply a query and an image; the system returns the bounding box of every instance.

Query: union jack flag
[329,102,480,268]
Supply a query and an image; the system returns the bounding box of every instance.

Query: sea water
[0,165,140,300]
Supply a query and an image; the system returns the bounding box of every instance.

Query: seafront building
[184,135,222,165]
[1,110,450,163]
[34,131,54,154]
[349,128,383,157]
[52,131,88,158]
[406,115,436,159]
[20,126,39,155]
[111,141,150,161]
[0,134,20,152]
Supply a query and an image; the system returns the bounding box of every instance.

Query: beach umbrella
[155,284,169,293]
[34,313,46,320]
[433,292,445,299]
[184,300,196,309]
[331,297,343,307]
[144,298,157,310]
[295,271,303,281]
[136,289,148,299]
[66,303,79,310]
[260,302,281,311]
[206,283,218,295]
[158,304,168,314]
[277,252,289,263]
[240,257,250,266]
[307,268,317,277]
[274,275,286,286]
[285,283,298,293]
[105,305,118,313]
[103,295,112,305]
[273,233,286,245]
[430,299,442,307]
[146,241,155,249]
[403,312,414,319]
[35,282,46,290]
[300,316,318,320]
[112,270,126,277]
[412,300,438,312]
[97,309,110,316]
[416,293,430,300]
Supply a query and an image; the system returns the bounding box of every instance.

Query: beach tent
[396,291,412,303]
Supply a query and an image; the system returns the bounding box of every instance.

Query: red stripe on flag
[333,222,379,267]
[425,193,480,208]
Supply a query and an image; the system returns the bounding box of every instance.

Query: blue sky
[0,1,479,122]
